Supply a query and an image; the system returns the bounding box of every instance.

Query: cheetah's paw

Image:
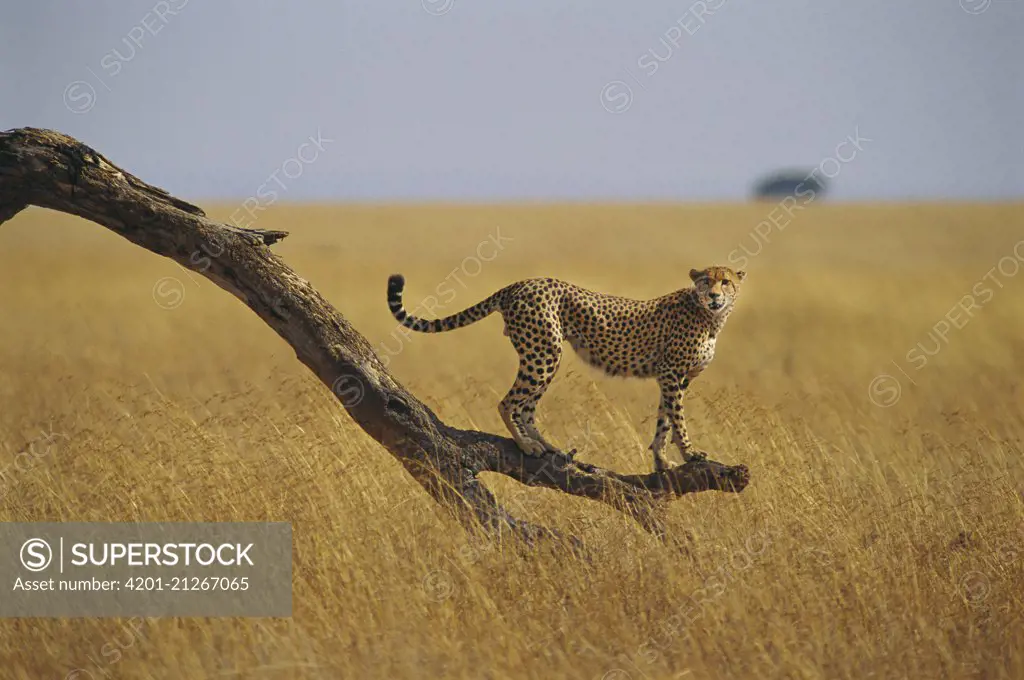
[517,439,550,457]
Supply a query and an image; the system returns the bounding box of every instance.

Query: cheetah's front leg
[667,376,707,462]
[649,374,705,471]
[648,411,674,472]
[648,376,675,472]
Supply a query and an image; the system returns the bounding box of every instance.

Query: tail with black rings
[387,274,504,333]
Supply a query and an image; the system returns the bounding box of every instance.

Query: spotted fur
[386,266,745,471]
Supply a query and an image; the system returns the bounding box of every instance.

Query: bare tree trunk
[0,127,749,541]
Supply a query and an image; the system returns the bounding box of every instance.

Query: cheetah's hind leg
[498,334,563,456]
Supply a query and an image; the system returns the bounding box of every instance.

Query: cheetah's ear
[736,270,747,281]
[689,268,703,282]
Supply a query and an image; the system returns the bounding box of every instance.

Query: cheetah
[386,266,745,471]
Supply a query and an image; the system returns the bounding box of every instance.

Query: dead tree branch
[0,127,749,542]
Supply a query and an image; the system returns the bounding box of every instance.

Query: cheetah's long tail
[387,274,505,333]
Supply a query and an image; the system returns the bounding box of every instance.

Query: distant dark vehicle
[753,170,828,201]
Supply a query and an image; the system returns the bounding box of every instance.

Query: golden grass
[1,203,1022,679]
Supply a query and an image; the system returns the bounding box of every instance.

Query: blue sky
[2,1,1021,201]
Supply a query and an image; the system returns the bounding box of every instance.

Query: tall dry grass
[0,203,1022,679]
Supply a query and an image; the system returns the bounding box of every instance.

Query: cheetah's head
[690,266,746,315]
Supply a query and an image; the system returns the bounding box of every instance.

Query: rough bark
[0,127,749,541]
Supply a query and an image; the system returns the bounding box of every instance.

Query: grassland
[0,203,1022,679]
